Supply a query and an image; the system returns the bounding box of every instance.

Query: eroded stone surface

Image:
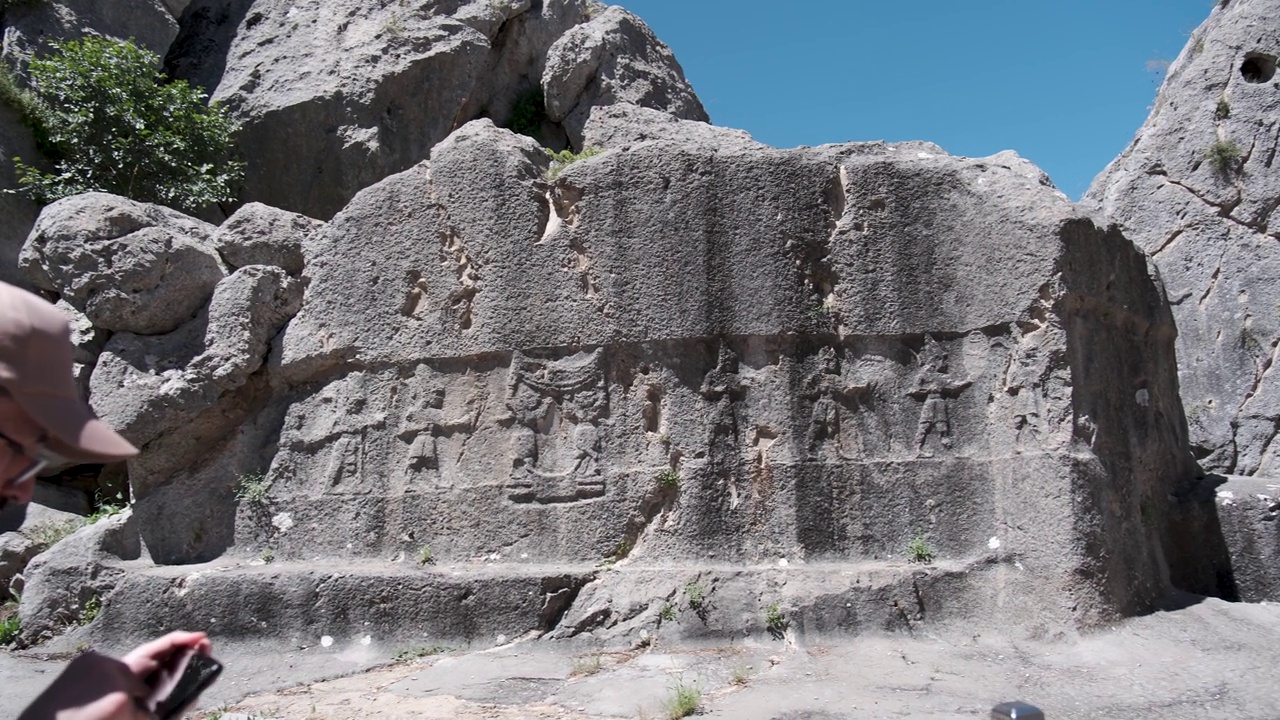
[213,202,325,276]
[166,0,702,220]
[1086,0,1280,475]
[20,193,225,335]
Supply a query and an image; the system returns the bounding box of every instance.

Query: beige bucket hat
[0,281,138,463]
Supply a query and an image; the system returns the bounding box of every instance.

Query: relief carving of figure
[804,346,874,461]
[399,377,484,485]
[700,342,749,482]
[316,373,387,493]
[907,337,972,458]
[1004,324,1066,451]
[504,349,608,503]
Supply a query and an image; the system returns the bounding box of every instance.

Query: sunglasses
[0,430,59,494]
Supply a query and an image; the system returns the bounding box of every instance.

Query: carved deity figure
[700,342,749,479]
[804,346,874,461]
[503,349,608,503]
[398,376,484,485]
[907,337,972,458]
[1003,326,1063,451]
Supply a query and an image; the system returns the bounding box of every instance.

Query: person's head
[0,282,137,530]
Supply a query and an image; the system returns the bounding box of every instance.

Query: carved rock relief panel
[265,327,1074,507]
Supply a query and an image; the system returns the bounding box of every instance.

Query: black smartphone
[146,649,224,720]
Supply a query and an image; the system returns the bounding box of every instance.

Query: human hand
[17,631,212,720]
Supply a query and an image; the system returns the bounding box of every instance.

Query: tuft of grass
[417,545,434,566]
[662,681,701,719]
[1215,97,1231,120]
[683,581,706,610]
[393,645,451,662]
[730,664,752,686]
[907,534,934,564]
[79,595,101,625]
[1205,139,1242,173]
[764,602,787,634]
[544,147,603,180]
[235,473,270,505]
[260,548,275,564]
[0,614,19,646]
[659,602,677,622]
[570,654,604,677]
[612,538,632,561]
[656,468,680,490]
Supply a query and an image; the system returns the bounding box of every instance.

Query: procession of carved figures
[269,329,1067,501]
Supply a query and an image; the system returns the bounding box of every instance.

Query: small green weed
[659,602,677,622]
[683,582,706,610]
[393,645,451,662]
[656,468,680,490]
[79,595,101,625]
[417,545,434,566]
[730,663,752,686]
[612,538,632,560]
[764,602,787,634]
[907,534,934,564]
[544,147,603,179]
[570,654,604,677]
[0,614,19,646]
[235,473,270,505]
[1215,97,1231,120]
[1205,139,1242,173]
[663,681,701,719]
[260,548,275,564]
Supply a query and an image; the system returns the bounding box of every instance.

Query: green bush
[1205,139,1242,174]
[11,36,243,213]
[543,147,603,179]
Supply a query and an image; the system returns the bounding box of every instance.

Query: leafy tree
[11,36,243,213]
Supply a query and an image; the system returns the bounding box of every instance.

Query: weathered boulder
[90,264,302,457]
[0,503,83,594]
[1214,474,1280,602]
[0,0,178,72]
[213,202,325,276]
[1086,0,1280,475]
[543,6,707,148]
[165,0,703,220]
[582,103,754,150]
[19,193,225,335]
[17,510,141,645]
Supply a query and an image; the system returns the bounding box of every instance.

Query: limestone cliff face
[1087,0,1280,476]
[166,0,706,220]
[14,118,1230,645]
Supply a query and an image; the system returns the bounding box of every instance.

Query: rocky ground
[2,596,1278,719]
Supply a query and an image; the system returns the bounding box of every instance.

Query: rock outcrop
[19,193,226,335]
[16,117,1233,646]
[167,0,705,220]
[0,0,178,73]
[1214,474,1280,602]
[1086,0,1280,476]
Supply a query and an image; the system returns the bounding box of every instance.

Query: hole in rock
[1240,52,1277,83]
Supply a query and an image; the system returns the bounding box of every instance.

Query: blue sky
[617,1,1215,199]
